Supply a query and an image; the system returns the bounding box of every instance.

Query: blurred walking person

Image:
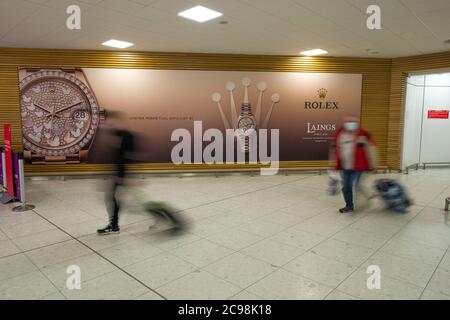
[97,111,135,234]
[97,111,185,235]
[333,116,377,213]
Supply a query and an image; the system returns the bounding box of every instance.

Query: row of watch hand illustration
[212,78,281,152]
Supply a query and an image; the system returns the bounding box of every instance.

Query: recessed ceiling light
[178,5,223,23]
[102,39,134,49]
[300,48,328,56]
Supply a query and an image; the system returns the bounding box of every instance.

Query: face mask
[344,122,359,131]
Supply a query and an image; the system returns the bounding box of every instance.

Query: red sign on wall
[428,110,449,119]
[3,124,14,197]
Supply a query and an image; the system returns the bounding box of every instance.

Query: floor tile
[380,238,446,266]
[40,253,118,290]
[170,239,234,268]
[26,240,93,268]
[363,251,437,288]
[62,270,148,300]
[62,218,106,238]
[325,290,359,300]
[332,227,390,250]
[0,212,43,228]
[158,270,242,300]
[0,230,7,241]
[278,203,324,218]
[182,205,229,221]
[349,218,403,238]
[260,211,308,227]
[230,290,265,300]
[134,291,165,300]
[206,229,263,251]
[241,239,305,267]
[40,291,67,300]
[269,228,326,251]
[337,268,423,300]
[294,220,346,238]
[1,219,56,239]
[426,268,450,297]
[0,253,38,282]
[438,251,450,272]
[237,219,288,237]
[247,269,332,300]
[124,252,198,288]
[284,252,355,287]
[363,206,421,226]
[0,271,58,300]
[420,288,450,300]
[311,239,375,267]
[98,239,163,268]
[204,252,278,288]
[12,229,71,251]
[209,211,255,227]
[186,219,229,238]
[41,209,95,228]
[139,231,202,251]
[77,232,138,251]
[0,239,21,258]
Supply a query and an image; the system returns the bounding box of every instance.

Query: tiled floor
[1,169,450,300]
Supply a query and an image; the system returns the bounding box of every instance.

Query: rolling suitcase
[374,179,412,213]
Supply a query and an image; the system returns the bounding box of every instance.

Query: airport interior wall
[0,48,449,174]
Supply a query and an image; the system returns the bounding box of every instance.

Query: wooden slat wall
[387,51,450,170]
[0,47,394,174]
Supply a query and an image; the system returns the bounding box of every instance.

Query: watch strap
[240,103,253,116]
[25,150,84,164]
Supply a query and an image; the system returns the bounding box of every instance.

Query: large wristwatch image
[236,103,256,153]
[19,68,105,164]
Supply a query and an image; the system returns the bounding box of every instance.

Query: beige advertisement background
[20,68,362,163]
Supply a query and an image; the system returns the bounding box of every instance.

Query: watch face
[20,70,99,156]
[237,116,256,132]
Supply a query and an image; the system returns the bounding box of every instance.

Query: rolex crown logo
[318,88,328,100]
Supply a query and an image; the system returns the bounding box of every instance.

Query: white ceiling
[1,0,450,58]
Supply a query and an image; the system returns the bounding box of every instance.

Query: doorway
[402,71,450,171]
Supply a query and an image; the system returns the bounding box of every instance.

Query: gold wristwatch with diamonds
[19,68,106,164]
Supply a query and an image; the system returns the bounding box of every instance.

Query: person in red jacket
[333,116,377,213]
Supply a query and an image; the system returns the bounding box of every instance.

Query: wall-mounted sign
[18,68,362,164]
[428,110,449,119]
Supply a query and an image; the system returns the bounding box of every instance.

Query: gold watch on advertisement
[19,68,106,164]
[236,103,257,153]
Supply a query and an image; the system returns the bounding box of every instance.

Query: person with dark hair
[333,116,377,213]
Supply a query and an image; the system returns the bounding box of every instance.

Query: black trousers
[106,182,121,227]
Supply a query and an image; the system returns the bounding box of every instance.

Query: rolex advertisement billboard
[18,68,362,164]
